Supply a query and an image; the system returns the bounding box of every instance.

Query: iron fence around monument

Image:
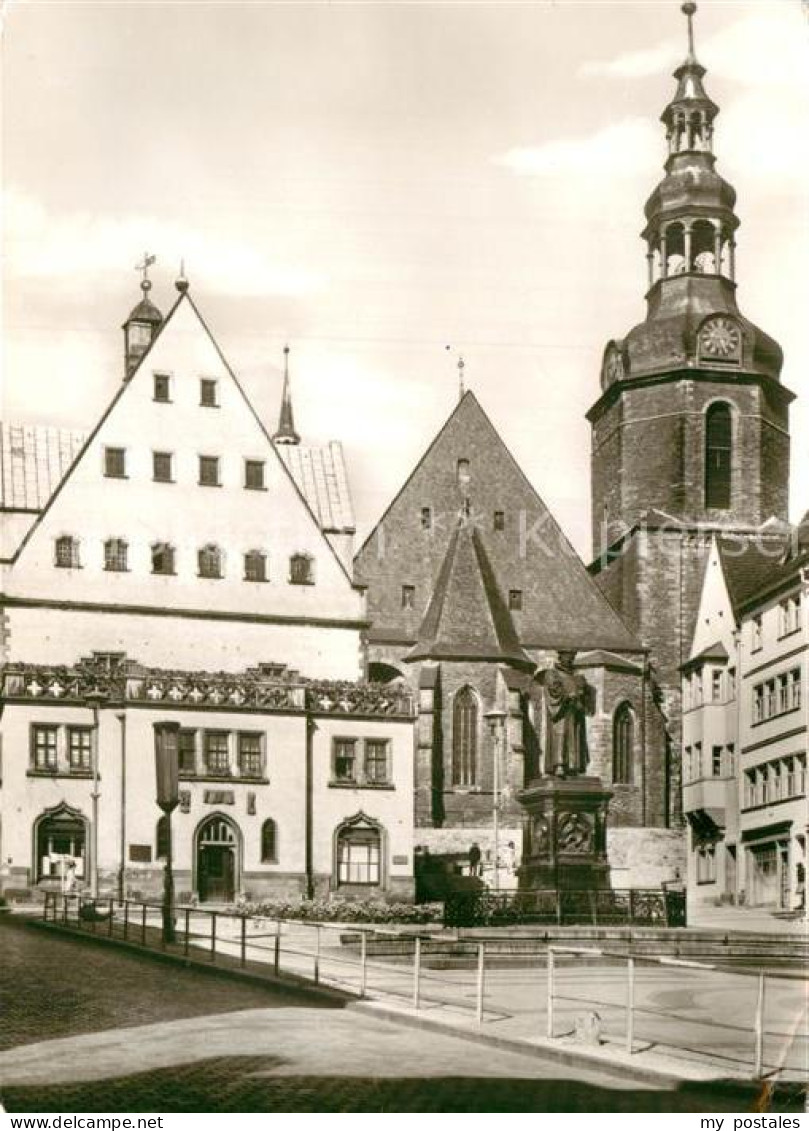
[442,888,687,929]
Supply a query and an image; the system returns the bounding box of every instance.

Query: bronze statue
[541,650,591,777]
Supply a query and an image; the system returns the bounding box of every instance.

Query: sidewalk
[688,903,808,938]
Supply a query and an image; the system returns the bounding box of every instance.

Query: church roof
[276,441,355,534]
[406,519,532,667]
[0,423,86,511]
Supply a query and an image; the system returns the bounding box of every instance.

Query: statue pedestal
[517,776,612,892]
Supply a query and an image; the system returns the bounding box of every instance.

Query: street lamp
[84,690,107,903]
[484,708,507,893]
[154,721,180,945]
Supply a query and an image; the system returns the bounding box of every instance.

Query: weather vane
[135,253,156,292]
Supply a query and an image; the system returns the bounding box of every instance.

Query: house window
[694,741,702,779]
[401,584,415,610]
[199,456,220,487]
[289,553,314,585]
[364,740,389,785]
[752,615,762,651]
[508,589,523,612]
[153,373,171,402]
[204,731,230,775]
[198,544,223,579]
[238,733,263,778]
[785,757,795,797]
[104,447,127,478]
[612,703,634,784]
[684,746,692,783]
[244,550,267,582]
[420,507,432,531]
[728,667,736,699]
[696,843,717,883]
[789,669,802,711]
[104,538,128,572]
[178,729,196,775]
[778,674,789,714]
[151,542,176,575]
[337,824,381,885]
[156,815,171,861]
[67,728,92,771]
[727,744,735,777]
[261,819,278,863]
[494,511,505,532]
[705,402,731,510]
[333,739,357,782]
[153,451,174,482]
[693,670,704,707]
[766,680,776,718]
[711,669,723,702]
[452,686,478,787]
[55,536,80,569]
[32,725,58,771]
[744,771,755,808]
[711,745,723,777]
[200,378,218,407]
[244,460,265,490]
[753,685,764,723]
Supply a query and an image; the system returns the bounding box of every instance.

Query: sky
[2,0,808,559]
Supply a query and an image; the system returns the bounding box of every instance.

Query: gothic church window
[705,402,732,510]
[452,686,479,787]
[261,819,278,863]
[612,702,634,784]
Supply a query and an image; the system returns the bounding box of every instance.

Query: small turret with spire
[273,345,301,445]
[122,254,163,380]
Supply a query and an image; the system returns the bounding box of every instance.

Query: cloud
[580,7,808,90]
[3,189,326,298]
[492,118,657,178]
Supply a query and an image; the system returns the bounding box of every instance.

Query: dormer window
[289,553,314,585]
[55,536,80,569]
[153,373,171,402]
[104,447,127,478]
[200,379,218,407]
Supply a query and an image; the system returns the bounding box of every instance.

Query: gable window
[204,731,230,775]
[32,725,58,771]
[200,378,218,407]
[177,729,197,776]
[151,542,176,576]
[198,544,223,579]
[401,584,415,610]
[153,451,174,482]
[494,511,505,532]
[55,536,80,569]
[452,686,478,787]
[261,818,278,863]
[244,460,266,490]
[364,739,390,785]
[104,538,128,572]
[289,553,314,585]
[508,589,523,612]
[457,459,471,488]
[705,402,732,510]
[244,550,268,582]
[104,447,127,479]
[198,455,220,487]
[238,732,264,778]
[420,507,432,531]
[612,703,634,784]
[153,373,171,402]
[333,739,357,782]
[68,728,92,771]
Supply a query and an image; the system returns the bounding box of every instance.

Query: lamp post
[84,690,107,902]
[485,708,507,893]
[154,721,180,945]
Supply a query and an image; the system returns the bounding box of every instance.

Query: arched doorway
[34,803,87,884]
[195,815,240,902]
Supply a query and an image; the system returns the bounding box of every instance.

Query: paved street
[1,918,802,1113]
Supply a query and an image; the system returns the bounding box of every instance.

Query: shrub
[232,896,443,925]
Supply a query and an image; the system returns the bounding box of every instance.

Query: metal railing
[443,887,687,928]
[41,892,805,1082]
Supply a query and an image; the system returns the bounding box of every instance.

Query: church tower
[588,3,795,819]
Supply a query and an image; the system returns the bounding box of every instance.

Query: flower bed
[233,897,443,925]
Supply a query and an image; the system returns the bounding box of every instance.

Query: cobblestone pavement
[0,920,803,1113]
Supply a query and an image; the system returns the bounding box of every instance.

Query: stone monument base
[517,775,613,892]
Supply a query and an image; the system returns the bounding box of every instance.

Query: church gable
[355,391,640,654]
[8,293,362,622]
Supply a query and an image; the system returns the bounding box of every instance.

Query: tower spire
[682,1,697,62]
[273,344,301,445]
[458,355,465,401]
